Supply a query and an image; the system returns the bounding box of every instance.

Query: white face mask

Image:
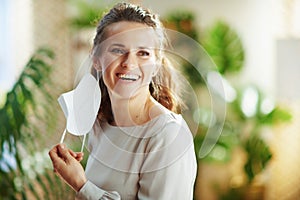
[57,73,101,151]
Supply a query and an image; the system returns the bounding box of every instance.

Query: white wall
[0,0,33,94]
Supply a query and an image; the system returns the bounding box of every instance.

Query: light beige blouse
[76,112,197,200]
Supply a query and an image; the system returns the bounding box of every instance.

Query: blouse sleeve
[75,180,121,200]
[138,117,197,200]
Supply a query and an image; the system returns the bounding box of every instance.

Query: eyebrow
[110,43,125,48]
[110,43,153,50]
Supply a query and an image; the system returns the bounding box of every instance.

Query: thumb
[57,144,73,161]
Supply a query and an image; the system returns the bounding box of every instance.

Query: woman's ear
[93,57,101,71]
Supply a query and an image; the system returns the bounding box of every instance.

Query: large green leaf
[202,21,245,74]
[243,134,272,182]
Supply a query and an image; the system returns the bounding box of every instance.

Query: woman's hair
[92,2,184,123]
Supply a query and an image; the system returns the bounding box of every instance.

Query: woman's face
[95,21,160,99]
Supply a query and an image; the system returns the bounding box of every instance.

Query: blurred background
[0,0,300,199]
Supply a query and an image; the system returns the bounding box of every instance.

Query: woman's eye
[137,50,150,57]
[110,48,126,55]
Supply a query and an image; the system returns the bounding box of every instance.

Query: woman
[49,2,197,199]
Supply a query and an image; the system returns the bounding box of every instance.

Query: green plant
[198,20,291,198]
[202,21,244,74]
[231,86,292,182]
[68,0,107,29]
[162,12,292,199]
[0,48,73,199]
[164,10,199,40]
[163,11,204,87]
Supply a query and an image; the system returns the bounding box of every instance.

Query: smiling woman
[49,2,197,200]
[95,22,160,105]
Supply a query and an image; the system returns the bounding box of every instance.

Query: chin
[109,84,149,100]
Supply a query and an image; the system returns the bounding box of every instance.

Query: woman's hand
[49,143,87,192]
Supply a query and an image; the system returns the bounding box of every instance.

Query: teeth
[118,73,140,81]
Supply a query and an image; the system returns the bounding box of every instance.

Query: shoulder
[142,112,195,172]
[146,111,194,157]
[151,111,193,142]
[149,101,191,136]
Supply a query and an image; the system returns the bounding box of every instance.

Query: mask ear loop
[60,128,67,144]
[80,132,86,152]
[79,70,100,152]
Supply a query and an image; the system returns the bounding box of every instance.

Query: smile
[117,73,140,81]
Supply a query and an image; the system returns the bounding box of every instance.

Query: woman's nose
[121,52,138,69]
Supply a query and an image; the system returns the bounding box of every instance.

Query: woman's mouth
[117,73,140,81]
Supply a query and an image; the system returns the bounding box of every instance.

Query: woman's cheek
[140,64,156,82]
[101,59,113,72]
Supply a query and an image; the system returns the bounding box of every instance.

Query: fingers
[68,149,77,157]
[49,145,79,181]
[49,144,84,166]
[48,144,71,170]
[48,143,84,179]
[56,144,74,163]
[48,144,60,164]
[49,144,66,177]
[68,149,84,162]
[48,144,87,192]
[74,152,84,162]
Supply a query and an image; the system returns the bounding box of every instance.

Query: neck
[109,91,154,126]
